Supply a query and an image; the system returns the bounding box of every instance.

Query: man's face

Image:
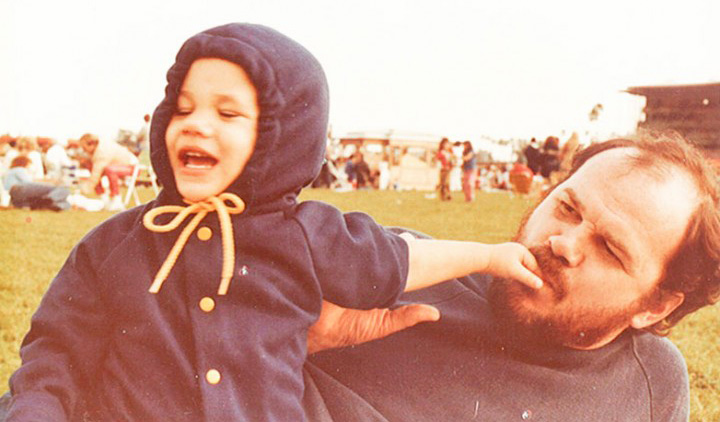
[491,148,698,349]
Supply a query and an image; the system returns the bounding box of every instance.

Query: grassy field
[1,188,718,421]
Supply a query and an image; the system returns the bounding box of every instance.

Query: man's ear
[630,291,685,329]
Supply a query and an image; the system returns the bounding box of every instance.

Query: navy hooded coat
[7,23,408,421]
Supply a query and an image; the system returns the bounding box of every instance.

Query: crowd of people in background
[446,134,580,201]
[311,133,581,203]
[2,121,582,211]
[0,115,150,212]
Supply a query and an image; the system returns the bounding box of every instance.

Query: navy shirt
[305,273,690,421]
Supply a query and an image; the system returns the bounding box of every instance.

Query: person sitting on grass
[2,155,70,211]
[4,23,544,422]
[302,133,720,422]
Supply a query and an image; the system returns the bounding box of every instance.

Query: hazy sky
[2,0,718,143]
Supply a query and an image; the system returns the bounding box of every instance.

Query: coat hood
[150,23,329,212]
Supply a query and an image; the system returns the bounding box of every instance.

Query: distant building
[337,130,443,190]
[625,82,720,149]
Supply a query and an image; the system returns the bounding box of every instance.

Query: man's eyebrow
[565,188,634,269]
[564,188,585,214]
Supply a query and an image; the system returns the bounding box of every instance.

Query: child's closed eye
[218,109,242,118]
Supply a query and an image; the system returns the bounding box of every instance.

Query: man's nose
[548,231,585,267]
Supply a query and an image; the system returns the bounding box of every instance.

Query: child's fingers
[514,264,543,289]
[520,249,540,273]
[492,243,543,289]
[517,252,543,289]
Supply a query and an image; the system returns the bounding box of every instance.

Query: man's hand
[308,300,441,354]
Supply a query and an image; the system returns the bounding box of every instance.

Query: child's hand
[486,242,543,289]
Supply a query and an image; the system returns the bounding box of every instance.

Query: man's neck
[563,325,630,350]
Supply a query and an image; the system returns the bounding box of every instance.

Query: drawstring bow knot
[143,193,246,295]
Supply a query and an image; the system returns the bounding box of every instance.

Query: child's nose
[181,113,212,137]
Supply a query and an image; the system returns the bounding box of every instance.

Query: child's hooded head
[150,23,329,211]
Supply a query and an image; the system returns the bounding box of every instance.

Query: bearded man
[302,135,720,421]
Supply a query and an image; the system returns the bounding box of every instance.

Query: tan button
[197,227,212,241]
[199,297,215,312]
[206,369,221,385]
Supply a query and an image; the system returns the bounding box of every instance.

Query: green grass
[1,188,718,421]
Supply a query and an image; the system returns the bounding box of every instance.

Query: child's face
[166,58,259,201]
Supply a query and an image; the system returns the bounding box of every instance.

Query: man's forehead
[569,146,699,205]
[564,146,698,270]
[572,147,639,178]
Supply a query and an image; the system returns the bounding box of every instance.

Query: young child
[7,24,542,421]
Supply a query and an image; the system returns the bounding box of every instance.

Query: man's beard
[488,244,641,349]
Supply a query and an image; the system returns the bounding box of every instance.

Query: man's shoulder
[630,331,690,420]
[631,331,687,375]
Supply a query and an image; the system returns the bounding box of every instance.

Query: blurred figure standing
[461,141,477,202]
[523,137,541,174]
[378,152,390,190]
[353,152,372,189]
[449,141,463,192]
[436,137,453,201]
[136,114,151,154]
[556,132,580,183]
[539,136,560,178]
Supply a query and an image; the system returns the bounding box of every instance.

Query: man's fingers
[308,302,440,354]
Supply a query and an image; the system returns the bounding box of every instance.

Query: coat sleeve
[7,233,112,421]
[292,201,409,310]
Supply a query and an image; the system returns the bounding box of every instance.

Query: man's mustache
[528,245,568,301]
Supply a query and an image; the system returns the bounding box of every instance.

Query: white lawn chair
[123,164,160,207]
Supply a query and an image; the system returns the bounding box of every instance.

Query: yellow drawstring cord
[142,193,246,295]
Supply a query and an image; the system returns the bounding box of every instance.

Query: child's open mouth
[180,148,218,169]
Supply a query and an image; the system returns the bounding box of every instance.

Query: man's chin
[488,278,632,350]
[487,279,555,345]
[492,279,554,318]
